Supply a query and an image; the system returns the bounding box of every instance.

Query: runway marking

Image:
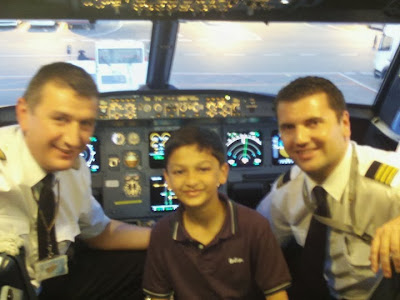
[0,88,24,91]
[0,54,67,57]
[340,53,359,56]
[0,75,31,78]
[176,52,368,57]
[223,53,245,56]
[338,72,378,92]
[184,53,206,56]
[173,71,340,76]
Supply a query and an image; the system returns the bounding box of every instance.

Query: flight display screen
[80,136,101,173]
[148,131,173,169]
[226,131,263,168]
[271,130,294,165]
[149,175,179,212]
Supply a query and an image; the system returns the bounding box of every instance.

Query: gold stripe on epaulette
[0,149,5,161]
[374,163,399,185]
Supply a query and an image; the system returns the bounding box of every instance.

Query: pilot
[0,62,151,300]
[77,49,89,60]
[256,76,400,299]
[143,126,291,300]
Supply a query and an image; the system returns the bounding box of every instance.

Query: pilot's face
[277,92,351,183]
[164,144,229,210]
[17,82,97,172]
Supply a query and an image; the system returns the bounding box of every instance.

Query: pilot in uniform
[257,141,400,299]
[0,124,145,299]
[0,124,110,288]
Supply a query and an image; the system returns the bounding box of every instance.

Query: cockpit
[1,1,400,299]
[1,0,400,224]
[0,0,400,224]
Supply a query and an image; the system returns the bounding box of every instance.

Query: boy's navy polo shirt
[143,195,291,299]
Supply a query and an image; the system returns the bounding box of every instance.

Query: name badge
[34,255,68,282]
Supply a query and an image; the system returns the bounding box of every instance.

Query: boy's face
[164,144,229,209]
[17,82,97,173]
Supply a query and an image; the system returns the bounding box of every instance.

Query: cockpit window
[0,19,397,108]
[170,21,389,106]
[0,20,152,106]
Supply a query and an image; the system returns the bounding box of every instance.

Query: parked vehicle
[68,40,147,92]
[374,24,400,78]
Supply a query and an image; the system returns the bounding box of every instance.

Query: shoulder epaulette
[365,161,399,185]
[276,169,291,189]
[0,149,6,161]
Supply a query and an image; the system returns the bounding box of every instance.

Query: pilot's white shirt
[0,125,110,287]
[257,142,400,299]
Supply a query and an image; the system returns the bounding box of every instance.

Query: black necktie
[37,173,59,260]
[297,186,331,299]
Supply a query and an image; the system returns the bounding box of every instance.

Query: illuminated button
[198,244,204,250]
[108,156,120,168]
[111,132,126,145]
[124,151,139,168]
[154,103,163,112]
[143,104,152,112]
[123,173,142,197]
[128,132,140,145]
[179,103,188,112]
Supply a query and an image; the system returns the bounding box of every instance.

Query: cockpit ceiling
[1,0,399,22]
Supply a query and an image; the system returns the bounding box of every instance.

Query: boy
[143,126,291,300]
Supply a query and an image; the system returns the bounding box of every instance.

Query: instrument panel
[87,90,292,223]
[97,90,272,120]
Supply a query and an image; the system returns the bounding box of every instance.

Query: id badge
[34,255,68,282]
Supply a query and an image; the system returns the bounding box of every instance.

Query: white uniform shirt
[257,141,400,299]
[0,125,110,286]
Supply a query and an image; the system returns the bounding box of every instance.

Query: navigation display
[226,131,263,168]
[271,130,294,165]
[80,136,101,173]
[150,175,179,212]
[149,131,172,169]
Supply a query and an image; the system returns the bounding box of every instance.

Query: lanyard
[301,143,372,243]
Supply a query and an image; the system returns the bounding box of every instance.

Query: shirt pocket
[343,233,371,267]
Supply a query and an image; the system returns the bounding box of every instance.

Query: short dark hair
[23,62,99,110]
[275,76,347,120]
[164,126,225,168]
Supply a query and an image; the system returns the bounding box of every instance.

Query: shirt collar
[16,126,48,188]
[305,142,352,202]
[171,194,238,243]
